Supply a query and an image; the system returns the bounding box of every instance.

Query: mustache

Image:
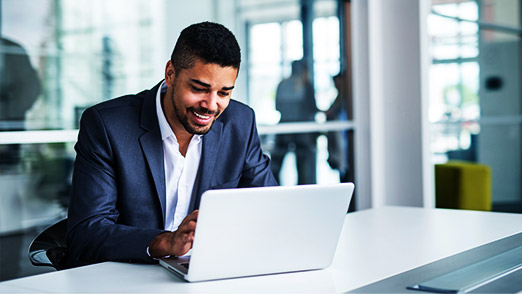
[188,107,219,116]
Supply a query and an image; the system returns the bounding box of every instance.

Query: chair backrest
[28,218,68,270]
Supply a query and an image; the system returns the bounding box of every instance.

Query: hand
[148,210,199,258]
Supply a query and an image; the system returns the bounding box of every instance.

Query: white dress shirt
[156,81,202,232]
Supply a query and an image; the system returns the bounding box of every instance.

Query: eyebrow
[190,79,235,91]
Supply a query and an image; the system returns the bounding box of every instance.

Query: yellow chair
[435,161,492,211]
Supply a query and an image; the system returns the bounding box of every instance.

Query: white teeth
[193,112,210,119]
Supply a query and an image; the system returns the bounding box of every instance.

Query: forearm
[66,217,164,266]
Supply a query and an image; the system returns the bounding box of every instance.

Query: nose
[200,92,219,113]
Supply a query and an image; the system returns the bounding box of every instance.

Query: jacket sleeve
[238,109,278,188]
[66,107,164,267]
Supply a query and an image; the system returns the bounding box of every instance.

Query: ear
[165,60,176,87]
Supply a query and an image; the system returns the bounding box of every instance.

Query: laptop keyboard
[180,262,190,269]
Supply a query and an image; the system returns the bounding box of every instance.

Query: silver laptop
[159,183,354,282]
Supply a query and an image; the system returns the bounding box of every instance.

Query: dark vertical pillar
[340,0,356,212]
[338,0,346,72]
[300,0,314,86]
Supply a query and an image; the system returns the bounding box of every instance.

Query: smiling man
[66,22,277,267]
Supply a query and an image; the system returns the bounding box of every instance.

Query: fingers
[174,233,194,256]
[177,222,196,241]
[178,210,198,231]
[148,210,200,257]
[172,210,199,256]
[185,209,199,222]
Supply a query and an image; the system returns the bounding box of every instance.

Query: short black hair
[171,22,241,74]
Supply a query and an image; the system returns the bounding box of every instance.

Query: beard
[171,89,220,135]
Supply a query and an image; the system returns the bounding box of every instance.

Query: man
[66,22,277,268]
[270,60,318,184]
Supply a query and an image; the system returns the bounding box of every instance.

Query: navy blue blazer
[66,82,277,267]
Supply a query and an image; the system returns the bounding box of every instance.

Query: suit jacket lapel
[139,82,167,225]
[191,119,223,210]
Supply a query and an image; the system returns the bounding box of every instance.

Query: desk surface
[1,206,522,293]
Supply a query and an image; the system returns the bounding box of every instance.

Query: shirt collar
[155,81,202,143]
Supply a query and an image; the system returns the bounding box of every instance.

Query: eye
[191,85,207,93]
[218,91,230,97]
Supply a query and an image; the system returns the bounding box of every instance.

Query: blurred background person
[270,59,318,185]
[0,38,41,167]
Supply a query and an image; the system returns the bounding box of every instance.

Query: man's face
[164,58,238,136]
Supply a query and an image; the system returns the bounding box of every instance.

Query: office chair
[28,218,68,270]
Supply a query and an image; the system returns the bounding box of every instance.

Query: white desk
[1,206,522,293]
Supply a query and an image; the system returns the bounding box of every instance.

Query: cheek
[176,90,198,108]
[218,100,230,113]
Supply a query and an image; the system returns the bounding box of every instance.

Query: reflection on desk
[1,206,521,293]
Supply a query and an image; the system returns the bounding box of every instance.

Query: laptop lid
[160,183,354,282]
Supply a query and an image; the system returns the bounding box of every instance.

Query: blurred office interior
[0,0,520,281]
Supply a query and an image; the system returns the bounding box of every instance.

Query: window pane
[248,22,284,125]
[313,16,340,111]
[430,2,479,60]
[1,0,165,131]
[429,0,522,212]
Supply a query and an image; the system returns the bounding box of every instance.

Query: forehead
[180,59,238,86]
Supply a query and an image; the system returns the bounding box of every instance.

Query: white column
[353,0,430,208]
[352,0,372,210]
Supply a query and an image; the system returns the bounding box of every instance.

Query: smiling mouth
[190,109,217,126]
[193,111,210,120]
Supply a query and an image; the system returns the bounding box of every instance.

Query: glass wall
[428,0,522,212]
[0,0,169,280]
[244,0,346,186]
[0,0,349,280]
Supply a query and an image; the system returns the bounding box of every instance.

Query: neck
[161,89,193,156]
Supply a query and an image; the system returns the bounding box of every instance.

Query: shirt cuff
[146,246,170,260]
